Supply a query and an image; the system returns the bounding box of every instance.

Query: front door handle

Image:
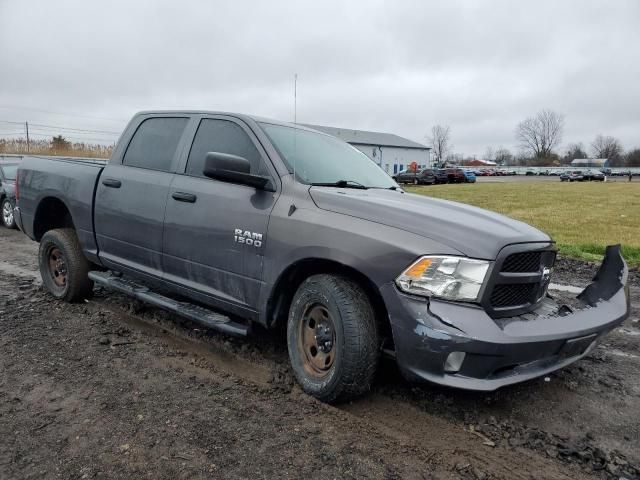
[171,192,197,203]
[102,178,122,188]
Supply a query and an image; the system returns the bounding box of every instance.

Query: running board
[88,271,249,337]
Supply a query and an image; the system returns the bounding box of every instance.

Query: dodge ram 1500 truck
[15,111,630,402]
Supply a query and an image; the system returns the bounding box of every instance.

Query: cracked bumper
[382,245,631,391]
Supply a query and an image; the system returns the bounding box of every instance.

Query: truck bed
[16,155,106,262]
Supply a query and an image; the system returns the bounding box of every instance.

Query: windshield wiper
[310,180,369,189]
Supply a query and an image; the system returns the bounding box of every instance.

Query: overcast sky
[1,0,639,156]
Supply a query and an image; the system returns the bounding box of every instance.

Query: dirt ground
[1,226,638,480]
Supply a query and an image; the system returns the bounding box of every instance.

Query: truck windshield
[259,123,396,189]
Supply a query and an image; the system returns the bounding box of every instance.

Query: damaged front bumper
[382,245,631,391]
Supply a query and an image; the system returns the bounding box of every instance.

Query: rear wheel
[39,228,93,302]
[2,198,16,229]
[287,274,379,402]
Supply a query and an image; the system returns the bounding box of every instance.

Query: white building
[570,158,609,168]
[304,124,432,175]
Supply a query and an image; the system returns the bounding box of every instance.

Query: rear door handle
[102,178,122,188]
[171,192,197,203]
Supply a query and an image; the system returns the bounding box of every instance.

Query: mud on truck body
[14,111,630,402]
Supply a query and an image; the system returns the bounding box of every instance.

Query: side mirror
[203,152,274,191]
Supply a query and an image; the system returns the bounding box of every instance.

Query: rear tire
[287,274,379,403]
[39,228,94,302]
[1,198,16,229]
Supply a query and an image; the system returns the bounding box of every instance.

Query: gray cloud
[1,0,638,155]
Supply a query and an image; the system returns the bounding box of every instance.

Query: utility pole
[25,121,30,153]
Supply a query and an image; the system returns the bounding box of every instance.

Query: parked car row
[392,168,475,185]
[474,169,517,176]
[0,159,19,229]
[559,170,605,182]
[608,170,640,176]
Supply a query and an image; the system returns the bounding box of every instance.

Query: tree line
[428,110,640,167]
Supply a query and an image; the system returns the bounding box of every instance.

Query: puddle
[0,261,40,281]
[607,348,639,360]
[617,327,640,337]
[548,283,583,294]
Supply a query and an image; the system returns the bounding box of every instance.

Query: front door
[162,116,278,311]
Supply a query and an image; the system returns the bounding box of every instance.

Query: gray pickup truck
[15,111,630,401]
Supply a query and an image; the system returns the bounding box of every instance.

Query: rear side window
[123,117,189,171]
[186,119,265,177]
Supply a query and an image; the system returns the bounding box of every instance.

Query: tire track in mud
[32,289,606,479]
[35,289,596,480]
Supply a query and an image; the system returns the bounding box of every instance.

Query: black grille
[490,283,538,308]
[502,251,542,272]
[482,246,556,316]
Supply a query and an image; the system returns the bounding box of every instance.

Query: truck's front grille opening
[483,247,557,316]
[501,251,543,272]
[490,283,537,308]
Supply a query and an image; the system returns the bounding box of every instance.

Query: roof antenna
[293,73,298,182]
[294,73,297,125]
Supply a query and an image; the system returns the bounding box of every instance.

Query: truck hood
[309,187,551,259]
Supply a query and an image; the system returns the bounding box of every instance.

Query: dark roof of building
[302,124,430,150]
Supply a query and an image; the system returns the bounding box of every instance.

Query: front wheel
[2,198,16,229]
[287,274,379,402]
[39,228,94,302]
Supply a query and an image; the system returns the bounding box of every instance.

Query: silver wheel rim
[2,201,12,226]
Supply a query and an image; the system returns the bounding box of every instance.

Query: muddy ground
[0,226,638,480]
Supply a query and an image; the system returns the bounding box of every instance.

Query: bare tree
[428,125,452,166]
[591,134,623,165]
[484,146,495,162]
[626,148,640,167]
[563,142,588,164]
[494,147,513,165]
[515,109,564,159]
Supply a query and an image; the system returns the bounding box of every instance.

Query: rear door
[162,116,279,312]
[94,116,190,278]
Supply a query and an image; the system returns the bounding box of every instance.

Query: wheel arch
[266,258,392,340]
[33,196,75,241]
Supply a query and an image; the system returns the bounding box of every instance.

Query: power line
[0,105,127,123]
[28,123,120,134]
[0,119,120,135]
[29,127,119,137]
[26,132,116,142]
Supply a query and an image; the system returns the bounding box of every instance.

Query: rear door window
[185,119,266,178]
[123,117,189,171]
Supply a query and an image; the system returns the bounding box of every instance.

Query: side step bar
[88,271,249,337]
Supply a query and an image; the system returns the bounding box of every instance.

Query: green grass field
[407,182,640,267]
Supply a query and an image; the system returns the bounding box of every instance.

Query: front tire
[39,228,93,302]
[287,274,379,402]
[1,198,16,229]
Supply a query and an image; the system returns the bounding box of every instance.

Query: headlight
[395,256,490,301]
